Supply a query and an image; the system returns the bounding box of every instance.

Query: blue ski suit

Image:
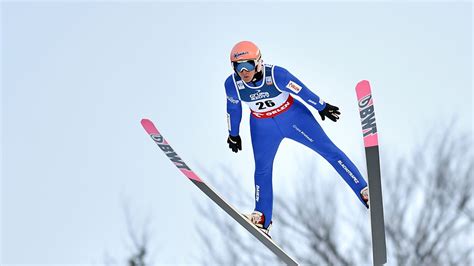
[225,64,368,228]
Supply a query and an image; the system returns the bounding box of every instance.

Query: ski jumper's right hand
[227,135,242,153]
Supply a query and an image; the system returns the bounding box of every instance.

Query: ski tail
[355,81,387,265]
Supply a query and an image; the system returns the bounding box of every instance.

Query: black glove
[227,135,242,153]
[318,103,341,122]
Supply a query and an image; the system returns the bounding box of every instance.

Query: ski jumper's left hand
[318,103,341,122]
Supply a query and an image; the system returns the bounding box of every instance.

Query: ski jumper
[225,64,368,228]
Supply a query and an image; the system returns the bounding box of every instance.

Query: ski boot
[243,211,272,237]
[360,186,369,208]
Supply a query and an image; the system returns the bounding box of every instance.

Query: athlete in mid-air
[225,41,369,236]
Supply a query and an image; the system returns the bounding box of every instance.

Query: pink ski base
[356,80,371,100]
[141,118,202,183]
[182,169,203,183]
[141,118,169,144]
[141,118,160,135]
[355,80,379,148]
[363,134,378,148]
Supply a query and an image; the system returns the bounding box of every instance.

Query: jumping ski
[140,118,298,266]
[356,80,387,265]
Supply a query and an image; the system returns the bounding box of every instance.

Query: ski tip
[140,118,152,128]
[141,118,159,134]
[356,80,370,88]
[355,80,372,98]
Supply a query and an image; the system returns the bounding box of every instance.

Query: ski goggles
[232,60,257,72]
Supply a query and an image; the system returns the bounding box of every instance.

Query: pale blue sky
[2,1,472,265]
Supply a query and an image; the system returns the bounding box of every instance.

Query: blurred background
[2,1,472,265]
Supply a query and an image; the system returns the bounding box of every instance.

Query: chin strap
[252,70,263,82]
